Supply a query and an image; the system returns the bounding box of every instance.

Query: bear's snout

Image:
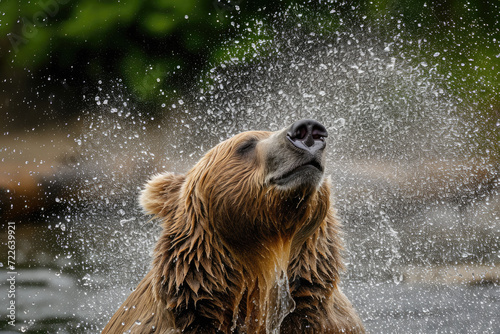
[286,119,328,155]
[264,119,328,190]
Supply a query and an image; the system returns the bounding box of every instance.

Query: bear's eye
[237,139,257,156]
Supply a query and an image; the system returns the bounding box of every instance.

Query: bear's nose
[286,119,328,154]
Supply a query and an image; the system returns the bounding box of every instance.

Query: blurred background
[1,1,499,333]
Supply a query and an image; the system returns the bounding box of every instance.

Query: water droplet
[120,217,136,226]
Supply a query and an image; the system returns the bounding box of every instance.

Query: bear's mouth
[271,159,323,185]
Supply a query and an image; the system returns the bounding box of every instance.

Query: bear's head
[140,119,336,332]
[142,119,330,262]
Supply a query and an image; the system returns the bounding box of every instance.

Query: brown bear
[102,119,364,334]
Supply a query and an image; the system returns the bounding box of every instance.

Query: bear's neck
[161,189,329,333]
[216,197,327,333]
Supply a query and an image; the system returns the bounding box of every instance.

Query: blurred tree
[0,0,299,105]
[0,0,498,147]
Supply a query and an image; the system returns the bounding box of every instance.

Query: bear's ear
[139,172,185,218]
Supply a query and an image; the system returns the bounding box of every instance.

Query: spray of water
[66,9,498,332]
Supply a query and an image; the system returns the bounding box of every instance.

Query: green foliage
[0,0,498,119]
[60,0,140,39]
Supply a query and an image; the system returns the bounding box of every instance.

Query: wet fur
[102,131,364,333]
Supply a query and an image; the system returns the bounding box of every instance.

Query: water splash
[64,7,499,332]
[266,270,295,334]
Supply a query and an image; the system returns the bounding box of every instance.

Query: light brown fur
[102,128,364,334]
